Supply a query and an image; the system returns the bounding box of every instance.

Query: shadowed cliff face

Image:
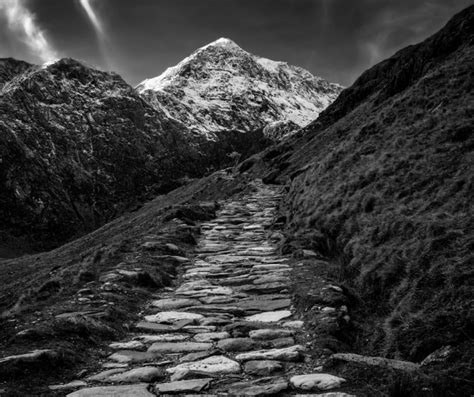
[247,5,473,388]
[0,58,269,253]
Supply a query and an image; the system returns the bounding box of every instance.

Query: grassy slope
[243,5,473,394]
[0,170,254,394]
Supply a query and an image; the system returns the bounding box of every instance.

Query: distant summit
[137,38,343,139]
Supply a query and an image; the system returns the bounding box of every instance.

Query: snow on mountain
[136,38,343,139]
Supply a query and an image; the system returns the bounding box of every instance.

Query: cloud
[0,0,58,62]
[79,0,105,37]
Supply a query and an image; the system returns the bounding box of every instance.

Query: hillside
[243,5,473,393]
[137,38,342,140]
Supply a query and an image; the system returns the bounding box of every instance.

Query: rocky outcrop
[137,38,342,140]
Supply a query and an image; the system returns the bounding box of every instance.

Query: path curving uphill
[56,180,353,396]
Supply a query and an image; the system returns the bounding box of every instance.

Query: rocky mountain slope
[137,38,342,139]
[242,5,473,394]
[0,58,269,254]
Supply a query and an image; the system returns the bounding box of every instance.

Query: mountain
[0,58,269,254]
[242,5,473,392]
[137,38,342,139]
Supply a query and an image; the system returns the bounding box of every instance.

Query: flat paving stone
[148,342,212,353]
[217,338,258,352]
[243,360,283,376]
[249,329,294,340]
[235,345,305,362]
[167,355,241,376]
[134,334,189,343]
[226,377,288,396]
[108,350,162,363]
[194,332,230,342]
[244,310,292,323]
[155,378,213,394]
[144,311,204,324]
[109,340,145,350]
[150,298,200,310]
[66,384,154,397]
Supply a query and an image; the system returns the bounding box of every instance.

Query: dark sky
[0,0,471,87]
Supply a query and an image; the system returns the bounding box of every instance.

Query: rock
[243,360,283,376]
[283,320,304,328]
[0,349,66,376]
[217,338,258,352]
[330,353,420,372]
[235,345,305,362]
[262,337,294,348]
[301,249,319,258]
[101,363,129,369]
[134,333,189,343]
[135,320,191,333]
[49,381,87,391]
[150,298,200,310]
[421,346,454,367]
[194,332,230,342]
[155,378,212,394]
[108,350,162,363]
[253,275,287,284]
[105,366,163,383]
[144,311,204,324]
[227,377,288,396]
[244,310,292,323]
[87,368,126,381]
[179,350,219,363]
[183,325,217,333]
[199,296,235,304]
[290,374,346,391]
[236,298,291,312]
[109,340,145,350]
[148,342,212,353]
[249,329,294,340]
[297,394,356,397]
[66,384,154,397]
[167,355,241,375]
[165,243,182,254]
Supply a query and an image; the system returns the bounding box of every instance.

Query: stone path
[55,180,353,396]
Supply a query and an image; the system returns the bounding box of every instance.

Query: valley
[0,4,473,397]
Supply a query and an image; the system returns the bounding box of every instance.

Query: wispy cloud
[79,0,105,38]
[0,0,58,62]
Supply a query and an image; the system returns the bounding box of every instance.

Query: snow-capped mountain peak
[137,38,343,139]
